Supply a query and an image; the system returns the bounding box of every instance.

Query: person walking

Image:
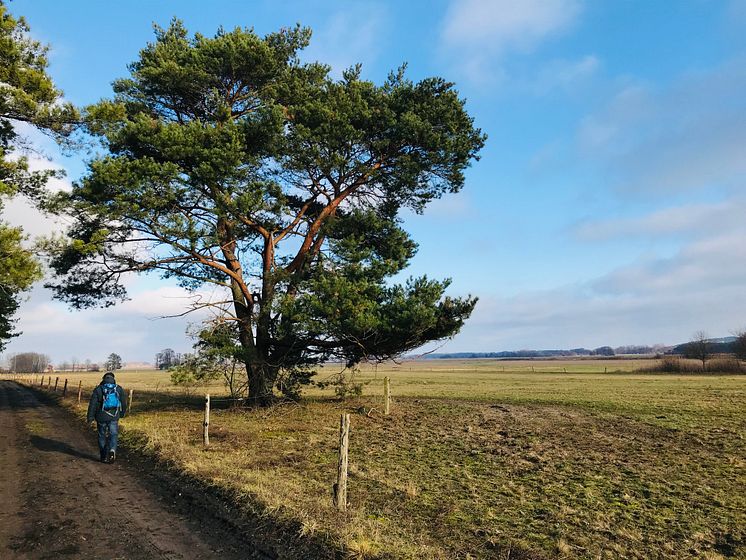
[87,372,127,463]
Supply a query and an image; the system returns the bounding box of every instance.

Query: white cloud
[443,0,581,51]
[438,57,746,352]
[302,3,389,78]
[530,54,599,94]
[574,198,746,241]
[578,59,746,194]
[3,121,75,239]
[2,280,222,364]
[444,231,746,351]
[441,0,583,84]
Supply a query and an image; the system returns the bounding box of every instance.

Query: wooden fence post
[384,376,391,416]
[54,377,59,392]
[128,389,134,413]
[39,375,44,387]
[62,379,68,397]
[77,380,82,404]
[47,376,51,388]
[333,413,350,511]
[203,394,210,447]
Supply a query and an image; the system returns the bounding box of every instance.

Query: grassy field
[27,360,746,559]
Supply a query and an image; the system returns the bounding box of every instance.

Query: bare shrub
[640,356,702,374]
[733,330,746,361]
[706,358,743,373]
[641,355,744,374]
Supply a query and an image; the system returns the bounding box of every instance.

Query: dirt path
[0,380,252,560]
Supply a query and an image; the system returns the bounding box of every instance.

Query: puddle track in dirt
[0,380,252,560]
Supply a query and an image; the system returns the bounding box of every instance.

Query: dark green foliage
[46,21,485,403]
[0,283,20,351]
[0,1,78,196]
[105,353,122,371]
[0,1,78,349]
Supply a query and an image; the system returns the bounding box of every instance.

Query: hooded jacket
[87,373,128,423]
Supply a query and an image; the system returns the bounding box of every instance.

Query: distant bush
[707,358,743,373]
[645,356,702,373]
[640,355,744,374]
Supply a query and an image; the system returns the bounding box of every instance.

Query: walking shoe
[100,453,108,463]
[108,449,116,463]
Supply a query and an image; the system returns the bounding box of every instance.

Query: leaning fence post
[47,376,51,388]
[77,380,82,404]
[39,375,44,387]
[333,413,350,511]
[203,394,210,447]
[62,378,68,397]
[384,376,391,415]
[54,377,59,392]
[128,389,134,413]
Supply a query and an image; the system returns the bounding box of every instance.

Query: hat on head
[102,371,116,384]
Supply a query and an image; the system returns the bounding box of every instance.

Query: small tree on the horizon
[683,331,712,371]
[155,348,182,370]
[105,353,122,371]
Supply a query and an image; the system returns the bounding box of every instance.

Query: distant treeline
[424,345,666,360]
[425,338,741,361]
[670,339,736,355]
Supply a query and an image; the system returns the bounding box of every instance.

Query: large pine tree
[47,21,485,403]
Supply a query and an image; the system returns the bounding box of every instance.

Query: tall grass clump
[641,356,744,374]
[707,357,744,373]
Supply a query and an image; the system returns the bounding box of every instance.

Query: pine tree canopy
[46,21,486,403]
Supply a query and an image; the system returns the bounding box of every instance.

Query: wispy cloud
[302,3,389,77]
[574,198,746,241]
[454,56,746,352]
[449,230,746,350]
[440,0,583,84]
[578,58,746,194]
[4,281,219,364]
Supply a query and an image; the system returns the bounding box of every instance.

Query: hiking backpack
[101,383,121,416]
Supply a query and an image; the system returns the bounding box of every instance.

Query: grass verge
[16,366,746,559]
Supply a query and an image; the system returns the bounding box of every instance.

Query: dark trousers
[96,419,119,459]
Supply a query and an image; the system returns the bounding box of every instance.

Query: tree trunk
[247,362,277,406]
[233,314,271,406]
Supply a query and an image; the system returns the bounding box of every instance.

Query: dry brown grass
[16,361,746,559]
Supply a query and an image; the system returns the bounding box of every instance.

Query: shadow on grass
[128,390,247,414]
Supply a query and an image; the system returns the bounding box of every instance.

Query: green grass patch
[39,362,746,559]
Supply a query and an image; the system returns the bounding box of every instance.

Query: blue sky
[5,0,746,364]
